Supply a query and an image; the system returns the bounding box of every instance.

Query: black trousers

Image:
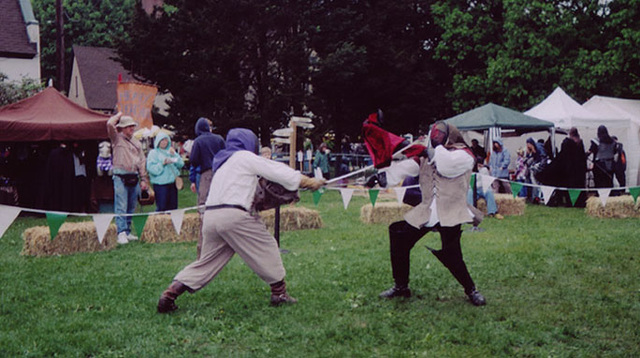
[388,221,476,294]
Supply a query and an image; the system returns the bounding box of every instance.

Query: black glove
[365,172,388,188]
[365,174,379,188]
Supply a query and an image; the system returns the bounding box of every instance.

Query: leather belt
[205,204,247,212]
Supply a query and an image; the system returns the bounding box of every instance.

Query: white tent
[525,87,639,186]
[583,95,640,186]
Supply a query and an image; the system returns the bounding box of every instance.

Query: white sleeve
[247,154,302,191]
[380,159,420,187]
[433,146,474,178]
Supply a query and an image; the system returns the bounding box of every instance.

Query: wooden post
[289,121,297,169]
[56,0,65,91]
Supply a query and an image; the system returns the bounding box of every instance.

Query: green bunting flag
[629,187,640,203]
[568,189,582,206]
[510,182,523,198]
[46,212,68,240]
[470,173,476,189]
[131,214,149,239]
[369,189,379,207]
[312,190,323,206]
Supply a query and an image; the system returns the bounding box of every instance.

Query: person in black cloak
[545,127,587,206]
[41,142,76,212]
[586,125,615,188]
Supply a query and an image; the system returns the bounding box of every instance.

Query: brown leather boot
[157,281,189,313]
[270,280,297,306]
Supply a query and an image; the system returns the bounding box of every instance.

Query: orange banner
[116,82,157,129]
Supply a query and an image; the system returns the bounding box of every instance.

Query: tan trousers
[197,169,213,207]
[175,208,286,291]
[196,169,213,258]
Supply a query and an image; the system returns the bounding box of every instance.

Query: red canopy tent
[0,87,109,142]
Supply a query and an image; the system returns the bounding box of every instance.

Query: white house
[0,0,40,83]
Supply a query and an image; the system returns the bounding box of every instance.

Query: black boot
[270,280,297,306]
[467,288,487,306]
[157,281,189,313]
[379,285,411,299]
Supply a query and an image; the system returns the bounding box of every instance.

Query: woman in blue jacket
[147,131,185,211]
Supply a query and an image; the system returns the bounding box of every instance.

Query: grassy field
[1,187,639,357]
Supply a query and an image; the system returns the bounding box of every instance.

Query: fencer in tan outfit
[157,128,324,313]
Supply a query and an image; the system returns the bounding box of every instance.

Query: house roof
[72,45,135,111]
[0,0,37,58]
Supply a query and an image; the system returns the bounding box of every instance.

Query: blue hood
[153,131,172,152]
[195,117,211,136]
[211,128,258,173]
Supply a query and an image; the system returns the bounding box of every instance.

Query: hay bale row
[22,208,322,256]
[140,213,201,243]
[22,222,118,257]
[259,206,323,232]
[360,202,413,224]
[476,194,526,216]
[585,195,640,218]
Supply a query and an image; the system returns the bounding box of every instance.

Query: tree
[309,1,452,139]
[32,0,136,90]
[432,0,640,113]
[119,0,312,140]
[0,74,43,106]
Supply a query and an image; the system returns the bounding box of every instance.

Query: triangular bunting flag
[394,187,407,204]
[0,205,21,239]
[481,174,494,192]
[92,214,114,244]
[339,188,354,210]
[540,186,555,206]
[629,187,640,203]
[568,189,581,207]
[131,214,149,239]
[597,188,611,207]
[170,209,186,235]
[312,189,323,206]
[510,182,523,198]
[46,212,68,240]
[369,189,379,207]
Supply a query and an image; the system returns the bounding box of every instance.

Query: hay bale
[476,193,526,216]
[585,195,640,218]
[20,208,321,257]
[259,206,323,232]
[22,222,118,257]
[360,202,413,224]
[140,213,200,243]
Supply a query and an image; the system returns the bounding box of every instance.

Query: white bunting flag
[540,186,555,206]
[339,188,355,210]
[92,214,114,244]
[171,209,186,235]
[394,187,407,204]
[597,188,611,207]
[480,174,494,192]
[0,205,21,239]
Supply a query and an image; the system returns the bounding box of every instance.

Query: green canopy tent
[443,103,556,208]
[444,103,555,133]
[444,103,556,155]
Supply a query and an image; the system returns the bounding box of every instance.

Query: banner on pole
[116,82,157,129]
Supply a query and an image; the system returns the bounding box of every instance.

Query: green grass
[1,187,639,357]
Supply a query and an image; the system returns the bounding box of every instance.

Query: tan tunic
[404,156,482,228]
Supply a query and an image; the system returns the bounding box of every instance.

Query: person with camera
[107,112,148,245]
